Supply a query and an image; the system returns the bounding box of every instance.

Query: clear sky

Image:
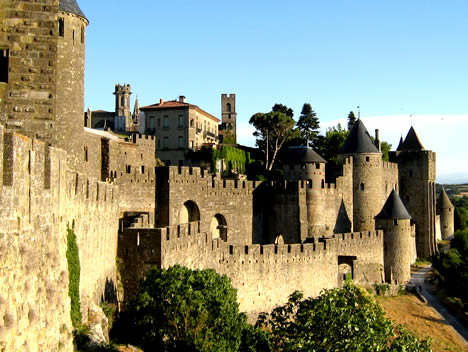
[78,0,468,183]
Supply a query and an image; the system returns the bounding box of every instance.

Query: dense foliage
[255,284,430,352]
[296,103,320,144]
[114,265,247,352]
[66,221,82,329]
[211,145,251,174]
[249,109,299,170]
[453,196,468,231]
[432,228,468,307]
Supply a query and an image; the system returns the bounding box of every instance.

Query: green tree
[249,110,299,171]
[272,103,293,117]
[257,283,431,352]
[347,111,357,130]
[114,265,246,352]
[314,123,349,168]
[297,103,320,146]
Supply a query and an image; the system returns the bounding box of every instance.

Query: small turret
[437,189,455,240]
[375,190,415,284]
[283,145,328,238]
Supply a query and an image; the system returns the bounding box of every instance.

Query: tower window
[360,183,365,191]
[58,18,64,37]
[81,25,85,43]
[366,156,370,162]
[0,49,9,83]
[226,103,232,112]
[84,146,88,162]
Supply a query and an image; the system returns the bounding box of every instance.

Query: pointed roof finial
[375,190,412,220]
[340,119,379,154]
[401,126,424,151]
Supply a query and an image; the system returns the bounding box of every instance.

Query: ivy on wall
[211,146,251,174]
[66,221,82,329]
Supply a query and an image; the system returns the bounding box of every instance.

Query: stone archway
[179,201,200,224]
[210,214,227,241]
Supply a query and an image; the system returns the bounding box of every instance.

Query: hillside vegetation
[108,266,430,352]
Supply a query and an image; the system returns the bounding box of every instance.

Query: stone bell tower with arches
[221,93,237,143]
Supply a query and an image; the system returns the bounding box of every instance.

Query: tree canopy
[114,265,246,352]
[347,111,357,131]
[249,108,298,171]
[256,283,431,352]
[297,103,320,146]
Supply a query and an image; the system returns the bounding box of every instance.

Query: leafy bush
[113,265,247,352]
[66,221,81,329]
[432,228,468,304]
[256,283,430,352]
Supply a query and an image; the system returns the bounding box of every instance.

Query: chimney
[159,98,164,105]
[179,95,186,103]
[375,129,381,152]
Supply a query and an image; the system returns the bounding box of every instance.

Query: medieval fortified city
[0,1,465,351]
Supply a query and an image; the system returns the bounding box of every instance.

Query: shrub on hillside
[113,265,247,352]
[255,283,431,352]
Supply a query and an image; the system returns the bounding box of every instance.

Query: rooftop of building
[140,98,220,123]
[438,189,454,209]
[400,126,425,151]
[340,119,380,154]
[59,0,87,20]
[375,189,412,220]
[285,146,327,164]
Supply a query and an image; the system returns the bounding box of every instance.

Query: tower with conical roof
[389,126,437,258]
[375,190,415,284]
[339,119,386,232]
[437,189,454,240]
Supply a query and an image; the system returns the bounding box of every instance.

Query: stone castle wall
[0,0,60,146]
[118,221,384,315]
[0,125,119,351]
[156,166,259,244]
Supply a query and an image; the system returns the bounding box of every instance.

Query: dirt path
[409,265,468,343]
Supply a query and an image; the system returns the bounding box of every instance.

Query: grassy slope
[377,294,467,352]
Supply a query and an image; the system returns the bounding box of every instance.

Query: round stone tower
[56,0,88,169]
[437,188,455,240]
[283,146,327,236]
[339,119,384,232]
[375,190,415,284]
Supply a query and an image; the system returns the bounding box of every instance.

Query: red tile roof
[140,100,220,122]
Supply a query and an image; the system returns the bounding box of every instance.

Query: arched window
[226,103,232,112]
[210,214,227,241]
[179,201,201,224]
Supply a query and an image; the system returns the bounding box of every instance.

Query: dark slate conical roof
[396,136,404,151]
[375,190,412,220]
[400,127,424,151]
[286,146,327,163]
[59,0,86,19]
[339,119,379,154]
[438,189,454,209]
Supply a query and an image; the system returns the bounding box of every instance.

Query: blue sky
[78,0,468,183]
